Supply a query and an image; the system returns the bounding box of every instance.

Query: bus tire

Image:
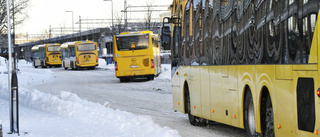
[147,75,154,80]
[185,84,202,126]
[244,90,256,137]
[264,94,274,137]
[120,78,126,83]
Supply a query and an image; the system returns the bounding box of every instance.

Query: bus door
[222,65,238,125]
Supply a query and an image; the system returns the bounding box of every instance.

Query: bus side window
[66,48,70,58]
[70,47,75,57]
[302,14,318,63]
[288,15,300,63]
[152,37,159,48]
[61,49,65,59]
[40,48,45,59]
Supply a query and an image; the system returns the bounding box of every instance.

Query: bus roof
[31,43,61,51]
[61,40,95,49]
[119,30,153,35]
[46,43,60,46]
[31,44,45,51]
[116,30,158,38]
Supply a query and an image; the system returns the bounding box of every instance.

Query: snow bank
[158,64,171,81]
[17,89,179,137]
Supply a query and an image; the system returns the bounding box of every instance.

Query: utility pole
[124,0,127,30]
[104,0,113,27]
[6,0,19,135]
[79,16,81,33]
[65,11,74,34]
[49,25,52,39]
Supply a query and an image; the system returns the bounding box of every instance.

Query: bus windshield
[77,44,96,51]
[47,46,61,52]
[116,34,149,51]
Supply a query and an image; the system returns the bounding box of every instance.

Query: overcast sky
[17,0,172,35]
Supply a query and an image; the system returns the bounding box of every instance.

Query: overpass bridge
[17,27,114,61]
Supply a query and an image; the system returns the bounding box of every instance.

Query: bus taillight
[151,59,154,68]
[115,62,118,71]
[76,57,79,64]
[96,56,98,62]
[317,88,320,97]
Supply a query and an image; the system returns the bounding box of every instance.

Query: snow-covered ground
[0,57,180,137]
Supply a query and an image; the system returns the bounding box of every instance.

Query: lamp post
[104,0,113,27]
[65,11,74,33]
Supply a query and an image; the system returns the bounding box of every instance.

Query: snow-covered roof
[61,41,95,49]
[61,42,76,49]
[31,44,45,51]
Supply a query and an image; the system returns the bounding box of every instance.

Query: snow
[0,57,180,137]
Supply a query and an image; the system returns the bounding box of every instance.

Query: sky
[17,0,173,35]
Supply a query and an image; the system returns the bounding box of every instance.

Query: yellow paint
[46,43,62,66]
[170,1,320,137]
[114,31,161,79]
[61,40,98,68]
[31,43,62,67]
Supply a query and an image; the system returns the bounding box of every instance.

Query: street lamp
[104,0,113,27]
[65,11,74,33]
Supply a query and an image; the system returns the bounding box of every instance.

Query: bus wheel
[147,76,154,81]
[244,90,256,137]
[185,86,201,126]
[120,78,128,83]
[264,94,274,137]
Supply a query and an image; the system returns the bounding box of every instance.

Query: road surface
[27,64,247,137]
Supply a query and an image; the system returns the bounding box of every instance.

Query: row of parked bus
[31,30,161,82]
[31,40,99,70]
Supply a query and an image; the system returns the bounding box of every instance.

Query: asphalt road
[27,66,247,137]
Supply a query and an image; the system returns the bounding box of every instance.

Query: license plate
[54,60,58,61]
[85,61,90,63]
[130,66,138,68]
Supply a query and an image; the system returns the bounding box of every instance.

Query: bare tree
[0,0,30,34]
[0,0,30,47]
[144,0,155,30]
[114,12,124,34]
[36,29,49,40]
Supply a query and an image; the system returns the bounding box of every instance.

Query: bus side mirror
[161,25,171,50]
[163,17,171,24]
[171,18,180,25]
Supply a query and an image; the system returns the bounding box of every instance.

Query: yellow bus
[113,30,161,82]
[31,43,61,68]
[167,0,320,136]
[61,40,99,70]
